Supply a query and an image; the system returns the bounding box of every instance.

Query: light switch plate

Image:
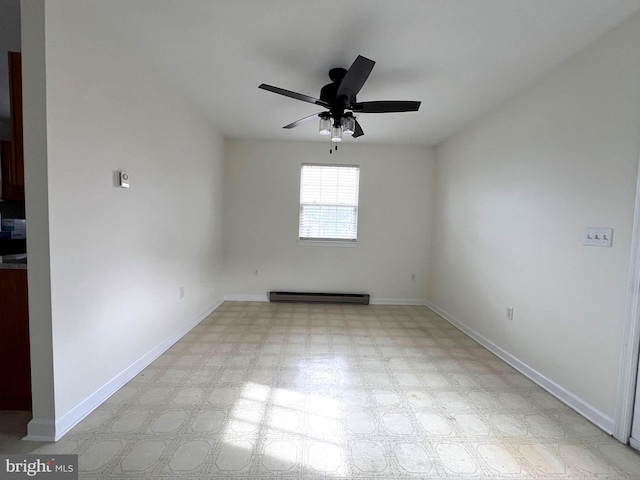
[118,170,129,188]
[583,227,613,247]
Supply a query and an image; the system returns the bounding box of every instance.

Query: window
[299,163,360,242]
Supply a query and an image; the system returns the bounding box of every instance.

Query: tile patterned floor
[3,302,640,479]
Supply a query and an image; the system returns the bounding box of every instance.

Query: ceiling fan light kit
[259,54,421,152]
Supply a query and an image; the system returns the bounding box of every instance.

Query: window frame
[298,163,360,245]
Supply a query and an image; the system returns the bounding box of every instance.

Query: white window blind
[299,163,360,242]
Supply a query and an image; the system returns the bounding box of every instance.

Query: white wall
[428,11,640,431]
[23,1,226,440]
[21,0,55,440]
[224,139,434,302]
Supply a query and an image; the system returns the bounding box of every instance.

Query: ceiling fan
[259,55,421,143]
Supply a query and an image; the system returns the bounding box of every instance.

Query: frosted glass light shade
[343,116,355,135]
[319,116,331,135]
[331,126,342,142]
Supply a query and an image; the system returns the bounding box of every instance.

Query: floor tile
[2,302,640,479]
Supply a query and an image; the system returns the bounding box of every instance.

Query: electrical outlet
[254,269,259,275]
[411,273,416,281]
[506,306,514,321]
[180,286,185,299]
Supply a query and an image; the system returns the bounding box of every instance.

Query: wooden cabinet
[0,52,30,411]
[1,52,24,202]
[0,269,31,410]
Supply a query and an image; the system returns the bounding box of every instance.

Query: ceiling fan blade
[352,119,364,138]
[336,55,375,104]
[259,84,329,108]
[351,101,421,113]
[283,112,324,129]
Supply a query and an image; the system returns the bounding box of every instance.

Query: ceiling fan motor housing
[320,81,352,126]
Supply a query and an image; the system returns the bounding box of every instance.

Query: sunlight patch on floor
[222,381,348,476]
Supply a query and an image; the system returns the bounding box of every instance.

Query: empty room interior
[3,0,640,478]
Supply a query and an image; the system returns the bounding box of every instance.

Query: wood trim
[8,51,24,201]
[614,155,640,443]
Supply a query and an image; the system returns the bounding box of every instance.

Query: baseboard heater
[269,291,370,305]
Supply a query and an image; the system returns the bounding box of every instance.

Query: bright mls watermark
[0,455,77,479]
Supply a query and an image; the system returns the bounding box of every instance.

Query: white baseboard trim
[225,294,269,302]
[224,295,428,306]
[630,437,640,451]
[424,300,615,435]
[370,298,428,305]
[22,418,56,442]
[25,297,224,442]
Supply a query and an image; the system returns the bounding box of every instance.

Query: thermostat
[118,170,129,188]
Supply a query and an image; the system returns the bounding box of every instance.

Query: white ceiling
[5,1,640,146]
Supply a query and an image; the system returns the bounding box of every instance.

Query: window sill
[297,240,358,248]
